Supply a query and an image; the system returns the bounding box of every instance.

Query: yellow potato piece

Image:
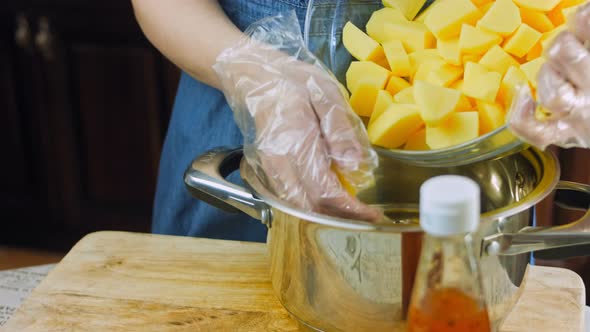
[346,61,391,92]
[480,2,495,14]
[535,105,553,121]
[394,86,415,104]
[409,49,442,74]
[513,0,561,12]
[385,76,411,96]
[557,0,590,25]
[414,0,441,23]
[374,52,392,70]
[404,128,429,150]
[382,0,428,20]
[520,57,546,89]
[561,0,588,7]
[462,62,502,102]
[369,90,395,126]
[477,0,521,36]
[450,79,465,92]
[527,42,543,61]
[546,0,586,26]
[426,112,480,149]
[456,94,475,112]
[437,39,462,66]
[503,24,543,58]
[426,64,464,87]
[368,104,424,148]
[462,53,483,64]
[366,7,408,43]
[414,80,462,126]
[450,85,475,112]
[471,0,493,7]
[413,58,447,83]
[424,0,482,39]
[343,21,386,62]
[383,40,412,77]
[450,80,476,110]
[382,21,436,53]
[479,45,520,76]
[459,24,503,55]
[498,66,530,108]
[519,7,555,33]
[476,100,505,134]
[334,167,358,196]
[548,6,566,26]
[350,80,380,117]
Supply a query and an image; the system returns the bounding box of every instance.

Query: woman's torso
[152,0,318,240]
[154,0,433,240]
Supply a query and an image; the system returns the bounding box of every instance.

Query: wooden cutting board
[1,231,585,332]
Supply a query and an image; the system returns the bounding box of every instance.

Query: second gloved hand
[508,3,590,150]
[213,12,381,221]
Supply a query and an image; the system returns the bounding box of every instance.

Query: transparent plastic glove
[212,11,381,221]
[508,4,590,150]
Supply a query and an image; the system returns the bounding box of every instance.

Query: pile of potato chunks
[343,0,585,150]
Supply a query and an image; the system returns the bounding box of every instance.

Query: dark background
[1,0,179,252]
[2,0,590,299]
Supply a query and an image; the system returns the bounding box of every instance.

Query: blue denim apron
[152,0,433,242]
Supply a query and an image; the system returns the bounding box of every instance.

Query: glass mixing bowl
[303,0,526,167]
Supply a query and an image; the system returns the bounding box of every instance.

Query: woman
[131,0,383,242]
[131,0,590,242]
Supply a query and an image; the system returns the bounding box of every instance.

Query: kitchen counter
[0,231,586,331]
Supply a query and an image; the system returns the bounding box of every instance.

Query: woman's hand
[214,13,381,221]
[509,3,590,149]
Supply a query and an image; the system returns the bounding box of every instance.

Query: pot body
[263,151,543,331]
[267,209,528,331]
[185,147,590,332]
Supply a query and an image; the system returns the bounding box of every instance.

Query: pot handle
[184,147,272,227]
[483,181,590,258]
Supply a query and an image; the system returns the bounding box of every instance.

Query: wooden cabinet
[0,6,55,247]
[0,0,180,250]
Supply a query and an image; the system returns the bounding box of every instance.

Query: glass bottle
[407,175,491,332]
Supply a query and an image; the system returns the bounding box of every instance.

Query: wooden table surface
[1,231,585,331]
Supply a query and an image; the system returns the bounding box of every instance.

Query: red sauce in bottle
[407,288,491,332]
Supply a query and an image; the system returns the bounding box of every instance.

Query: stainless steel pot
[184,147,590,331]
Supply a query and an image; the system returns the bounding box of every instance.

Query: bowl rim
[388,124,511,155]
[376,125,527,167]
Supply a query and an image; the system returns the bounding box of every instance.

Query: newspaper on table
[0,264,54,326]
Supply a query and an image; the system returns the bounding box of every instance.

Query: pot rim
[241,148,560,232]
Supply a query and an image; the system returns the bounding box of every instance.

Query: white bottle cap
[419,175,480,236]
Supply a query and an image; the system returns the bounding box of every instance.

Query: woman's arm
[131,0,243,89]
[133,4,382,221]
